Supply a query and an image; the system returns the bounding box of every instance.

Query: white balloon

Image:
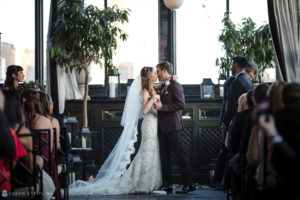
[163,0,184,10]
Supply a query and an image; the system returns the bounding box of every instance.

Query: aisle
[69,185,226,200]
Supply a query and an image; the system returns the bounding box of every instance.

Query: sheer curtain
[57,67,82,114]
[268,0,300,82]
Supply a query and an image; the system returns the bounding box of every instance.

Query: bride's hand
[153,95,160,103]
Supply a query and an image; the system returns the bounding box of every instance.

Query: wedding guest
[21,89,61,200]
[247,81,286,199]
[222,56,252,134]
[245,61,258,81]
[0,89,27,192]
[3,89,55,199]
[3,65,25,91]
[39,92,60,149]
[259,112,300,200]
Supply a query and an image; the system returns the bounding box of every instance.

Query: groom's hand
[154,99,163,110]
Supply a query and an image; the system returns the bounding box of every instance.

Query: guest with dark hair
[222,56,253,133]
[21,89,61,199]
[0,89,16,191]
[3,65,24,91]
[240,84,269,155]
[281,82,300,105]
[0,89,27,192]
[258,101,300,200]
[3,90,44,171]
[228,84,269,199]
[214,57,255,188]
[3,90,55,199]
[228,90,254,159]
[247,81,286,199]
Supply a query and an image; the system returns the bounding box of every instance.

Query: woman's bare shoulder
[19,126,31,134]
[52,117,60,128]
[143,88,150,96]
[34,115,52,129]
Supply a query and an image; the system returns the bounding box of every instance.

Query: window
[176,0,274,84]
[230,0,275,82]
[86,0,159,84]
[44,0,51,83]
[176,0,226,84]
[0,0,35,82]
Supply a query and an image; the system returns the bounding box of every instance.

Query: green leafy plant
[216,11,275,80]
[47,0,130,127]
[19,80,46,93]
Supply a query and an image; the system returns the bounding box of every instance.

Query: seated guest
[3,89,43,171]
[39,92,60,149]
[247,81,286,199]
[3,89,55,199]
[259,111,300,200]
[228,90,254,159]
[3,65,25,91]
[231,84,268,199]
[21,89,61,200]
[0,89,27,192]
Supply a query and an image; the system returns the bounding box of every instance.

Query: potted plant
[216,11,275,81]
[48,0,129,129]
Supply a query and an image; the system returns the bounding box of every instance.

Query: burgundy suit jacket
[157,79,185,134]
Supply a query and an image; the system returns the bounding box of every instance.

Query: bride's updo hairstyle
[140,66,154,97]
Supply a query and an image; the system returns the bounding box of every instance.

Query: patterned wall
[198,127,223,169]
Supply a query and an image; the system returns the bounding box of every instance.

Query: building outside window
[0,0,50,84]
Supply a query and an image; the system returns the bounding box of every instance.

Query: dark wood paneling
[65,99,222,184]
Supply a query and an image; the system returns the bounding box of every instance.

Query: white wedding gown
[69,106,162,195]
[116,106,162,194]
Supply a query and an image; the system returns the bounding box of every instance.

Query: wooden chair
[31,129,53,176]
[11,132,44,200]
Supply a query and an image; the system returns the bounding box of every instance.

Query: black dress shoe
[176,184,196,194]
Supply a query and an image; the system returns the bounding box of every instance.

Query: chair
[0,170,10,188]
[11,133,44,200]
[56,127,73,200]
[31,129,53,177]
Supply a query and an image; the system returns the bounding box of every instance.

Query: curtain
[57,67,82,114]
[268,0,300,82]
[48,0,82,114]
[47,0,59,114]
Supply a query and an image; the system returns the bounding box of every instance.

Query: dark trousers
[214,146,228,183]
[159,130,192,186]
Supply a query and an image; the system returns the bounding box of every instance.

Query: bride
[69,66,162,195]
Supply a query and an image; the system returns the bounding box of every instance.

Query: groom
[154,61,195,194]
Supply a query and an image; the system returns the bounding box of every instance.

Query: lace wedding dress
[113,106,162,194]
[69,76,161,195]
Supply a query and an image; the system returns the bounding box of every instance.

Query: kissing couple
[69,61,195,195]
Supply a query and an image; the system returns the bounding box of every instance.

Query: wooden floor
[69,185,226,200]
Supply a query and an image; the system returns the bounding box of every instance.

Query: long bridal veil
[69,76,143,195]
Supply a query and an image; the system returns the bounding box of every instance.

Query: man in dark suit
[222,56,253,133]
[154,61,194,194]
[212,74,235,187]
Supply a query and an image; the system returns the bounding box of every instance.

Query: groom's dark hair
[156,61,173,75]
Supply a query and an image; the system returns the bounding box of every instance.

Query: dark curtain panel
[47,0,59,114]
[267,0,300,82]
